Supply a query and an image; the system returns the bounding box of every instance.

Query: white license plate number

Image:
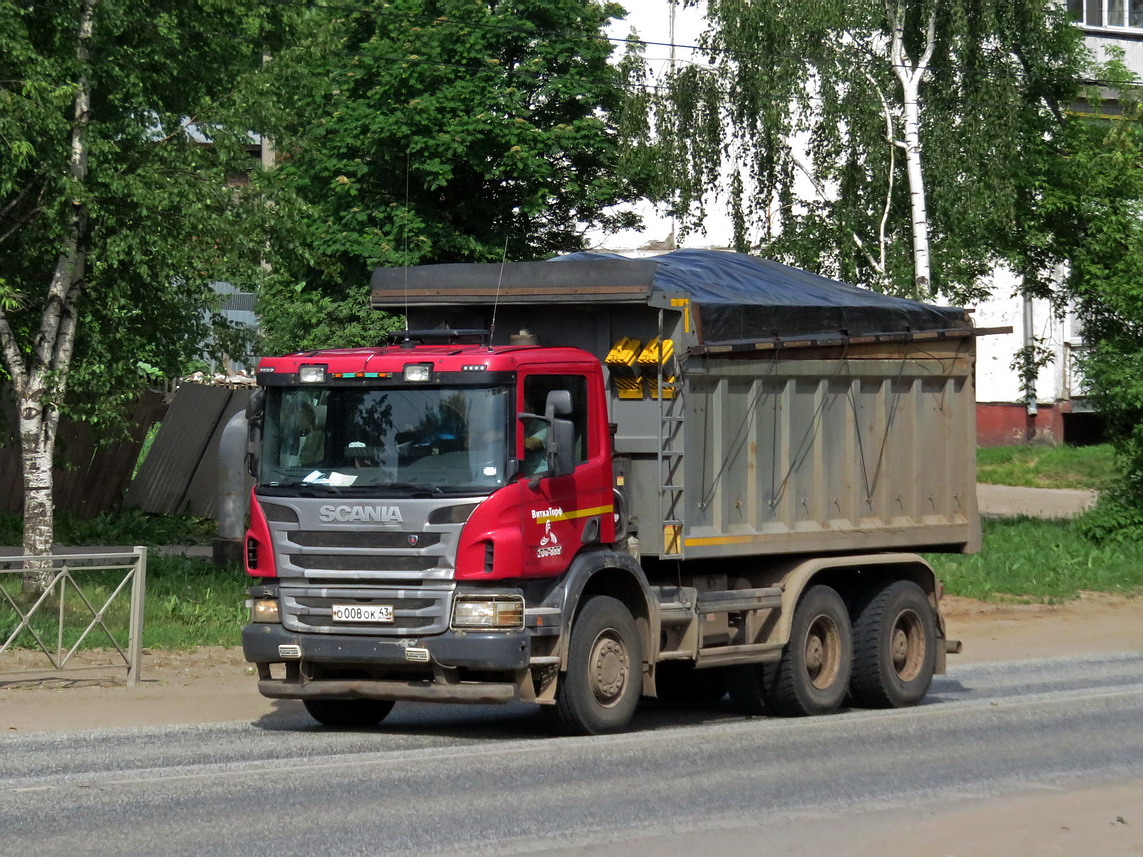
[331,603,394,623]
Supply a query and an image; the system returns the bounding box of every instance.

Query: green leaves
[634,0,1085,303]
[250,0,644,349]
[0,0,274,413]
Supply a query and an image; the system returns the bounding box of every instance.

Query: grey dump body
[372,249,981,563]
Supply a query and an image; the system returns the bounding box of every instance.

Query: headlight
[251,599,280,623]
[451,596,524,630]
[299,364,326,383]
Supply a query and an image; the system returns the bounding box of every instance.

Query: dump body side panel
[680,344,980,559]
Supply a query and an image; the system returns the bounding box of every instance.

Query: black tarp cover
[554,249,970,345]
[371,249,971,345]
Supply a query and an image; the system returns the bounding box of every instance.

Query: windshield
[259,385,512,495]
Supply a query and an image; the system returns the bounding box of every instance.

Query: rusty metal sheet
[55,390,167,517]
[0,448,19,515]
[182,389,251,517]
[0,388,165,518]
[125,384,234,515]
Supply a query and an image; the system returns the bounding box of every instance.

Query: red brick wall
[976,402,1067,447]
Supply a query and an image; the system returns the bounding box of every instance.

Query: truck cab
[242,334,639,731]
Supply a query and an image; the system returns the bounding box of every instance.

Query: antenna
[489,234,509,350]
[403,151,410,333]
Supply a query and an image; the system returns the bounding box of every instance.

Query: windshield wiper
[377,482,444,497]
[260,480,342,496]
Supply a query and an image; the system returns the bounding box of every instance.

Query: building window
[1071,0,1143,27]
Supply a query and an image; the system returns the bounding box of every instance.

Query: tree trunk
[1,0,97,592]
[19,399,55,592]
[899,84,932,296]
[887,2,937,297]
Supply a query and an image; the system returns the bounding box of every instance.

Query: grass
[1,509,240,653]
[927,516,1143,602]
[1,554,248,652]
[976,443,1117,490]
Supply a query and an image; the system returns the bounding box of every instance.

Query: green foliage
[631,0,1085,303]
[1009,339,1054,408]
[0,510,215,547]
[1027,52,1143,526]
[1076,486,1143,544]
[0,0,282,419]
[976,443,1117,490]
[252,0,644,353]
[928,516,1143,601]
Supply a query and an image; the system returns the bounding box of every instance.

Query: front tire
[544,596,642,735]
[303,698,395,728]
[849,580,937,708]
[762,585,852,716]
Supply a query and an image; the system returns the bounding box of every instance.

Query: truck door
[516,369,611,576]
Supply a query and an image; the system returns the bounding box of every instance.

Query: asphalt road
[3,652,1142,857]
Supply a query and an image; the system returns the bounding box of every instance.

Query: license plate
[331,603,394,623]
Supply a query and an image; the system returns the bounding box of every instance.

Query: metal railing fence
[0,547,147,686]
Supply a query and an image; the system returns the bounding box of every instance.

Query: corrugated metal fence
[125,383,251,518]
[1,383,248,520]
[0,390,166,517]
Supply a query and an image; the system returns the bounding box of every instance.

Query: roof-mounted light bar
[386,329,492,349]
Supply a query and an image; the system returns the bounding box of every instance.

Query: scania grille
[289,554,439,572]
[262,500,471,582]
[279,585,453,636]
[286,531,442,550]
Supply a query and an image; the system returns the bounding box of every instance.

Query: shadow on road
[250,695,751,739]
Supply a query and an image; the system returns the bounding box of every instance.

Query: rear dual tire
[729,581,938,716]
[849,580,937,708]
[729,585,853,717]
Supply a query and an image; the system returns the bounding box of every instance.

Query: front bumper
[242,622,532,705]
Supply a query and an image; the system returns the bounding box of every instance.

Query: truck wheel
[850,580,937,708]
[303,698,395,728]
[545,595,642,735]
[763,585,852,716]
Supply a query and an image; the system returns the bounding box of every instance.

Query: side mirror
[544,389,572,420]
[246,388,265,421]
[548,418,575,477]
[246,419,262,479]
[245,389,264,478]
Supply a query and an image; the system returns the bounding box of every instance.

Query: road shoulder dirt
[1,592,1141,734]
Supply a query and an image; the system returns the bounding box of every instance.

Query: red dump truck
[240,249,983,734]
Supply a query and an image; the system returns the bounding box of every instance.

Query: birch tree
[0,0,275,584]
[886,0,936,294]
[633,0,1084,302]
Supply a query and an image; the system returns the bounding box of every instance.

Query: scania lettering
[237,251,995,735]
[318,505,404,524]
